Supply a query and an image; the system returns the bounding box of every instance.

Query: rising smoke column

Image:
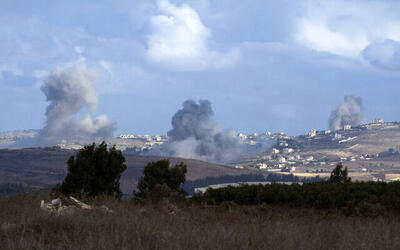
[155,99,244,163]
[25,63,114,147]
[329,95,364,130]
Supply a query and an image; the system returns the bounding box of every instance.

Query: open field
[1,193,400,249]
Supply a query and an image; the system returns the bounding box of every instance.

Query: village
[235,119,400,182]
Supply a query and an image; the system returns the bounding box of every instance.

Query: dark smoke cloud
[14,63,114,147]
[150,99,270,164]
[329,95,364,130]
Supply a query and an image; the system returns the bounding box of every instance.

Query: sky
[1,0,400,136]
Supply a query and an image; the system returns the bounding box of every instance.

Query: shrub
[134,159,187,203]
[56,142,126,199]
[329,163,351,183]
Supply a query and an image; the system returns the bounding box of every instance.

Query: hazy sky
[1,0,400,136]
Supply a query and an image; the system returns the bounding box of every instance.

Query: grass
[1,193,400,249]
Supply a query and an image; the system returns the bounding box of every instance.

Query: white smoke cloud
[329,96,364,130]
[73,114,114,137]
[147,0,239,71]
[15,63,115,147]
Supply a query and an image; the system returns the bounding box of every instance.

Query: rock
[40,196,112,215]
[69,196,92,209]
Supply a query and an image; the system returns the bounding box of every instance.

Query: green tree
[329,163,351,183]
[134,159,187,203]
[57,142,126,199]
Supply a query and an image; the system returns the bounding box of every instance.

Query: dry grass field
[1,193,400,249]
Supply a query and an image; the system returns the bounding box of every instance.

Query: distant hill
[3,121,400,193]
[238,122,400,182]
[0,147,261,195]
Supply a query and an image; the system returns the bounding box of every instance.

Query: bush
[329,163,351,183]
[134,159,187,203]
[56,142,126,199]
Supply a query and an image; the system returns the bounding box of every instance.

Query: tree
[134,159,187,203]
[329,163,351,183]
[57,142,126,199]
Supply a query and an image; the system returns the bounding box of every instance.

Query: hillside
[239,122,400,181]
[0,147,260,195]
[2,121,400,193]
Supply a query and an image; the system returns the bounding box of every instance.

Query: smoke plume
[151,99,245,163]
[329,95,364,130]
[16,63,114,147]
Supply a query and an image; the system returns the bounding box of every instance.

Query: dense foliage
[57,142,126,199]
[134,159,187,203]
[193,164,400,216]
[198,181,400,215]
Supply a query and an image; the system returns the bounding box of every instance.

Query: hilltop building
[278,156,286,163]
[343,125,352,130]
[272,148,280,154]
[282,148,294,154]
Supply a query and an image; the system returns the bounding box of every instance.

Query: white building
[119,134,135,139]
[308,129,317,137]
[279,141,289,147]
[343,125,352,130]
[373,118,384,124]
[278,156,286,163]
[282,148,294,154]
[272,148,280,154]
[238,133,247,139]
[305,156,314,161]
[334,133,342,140]
[256,163,268,169]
